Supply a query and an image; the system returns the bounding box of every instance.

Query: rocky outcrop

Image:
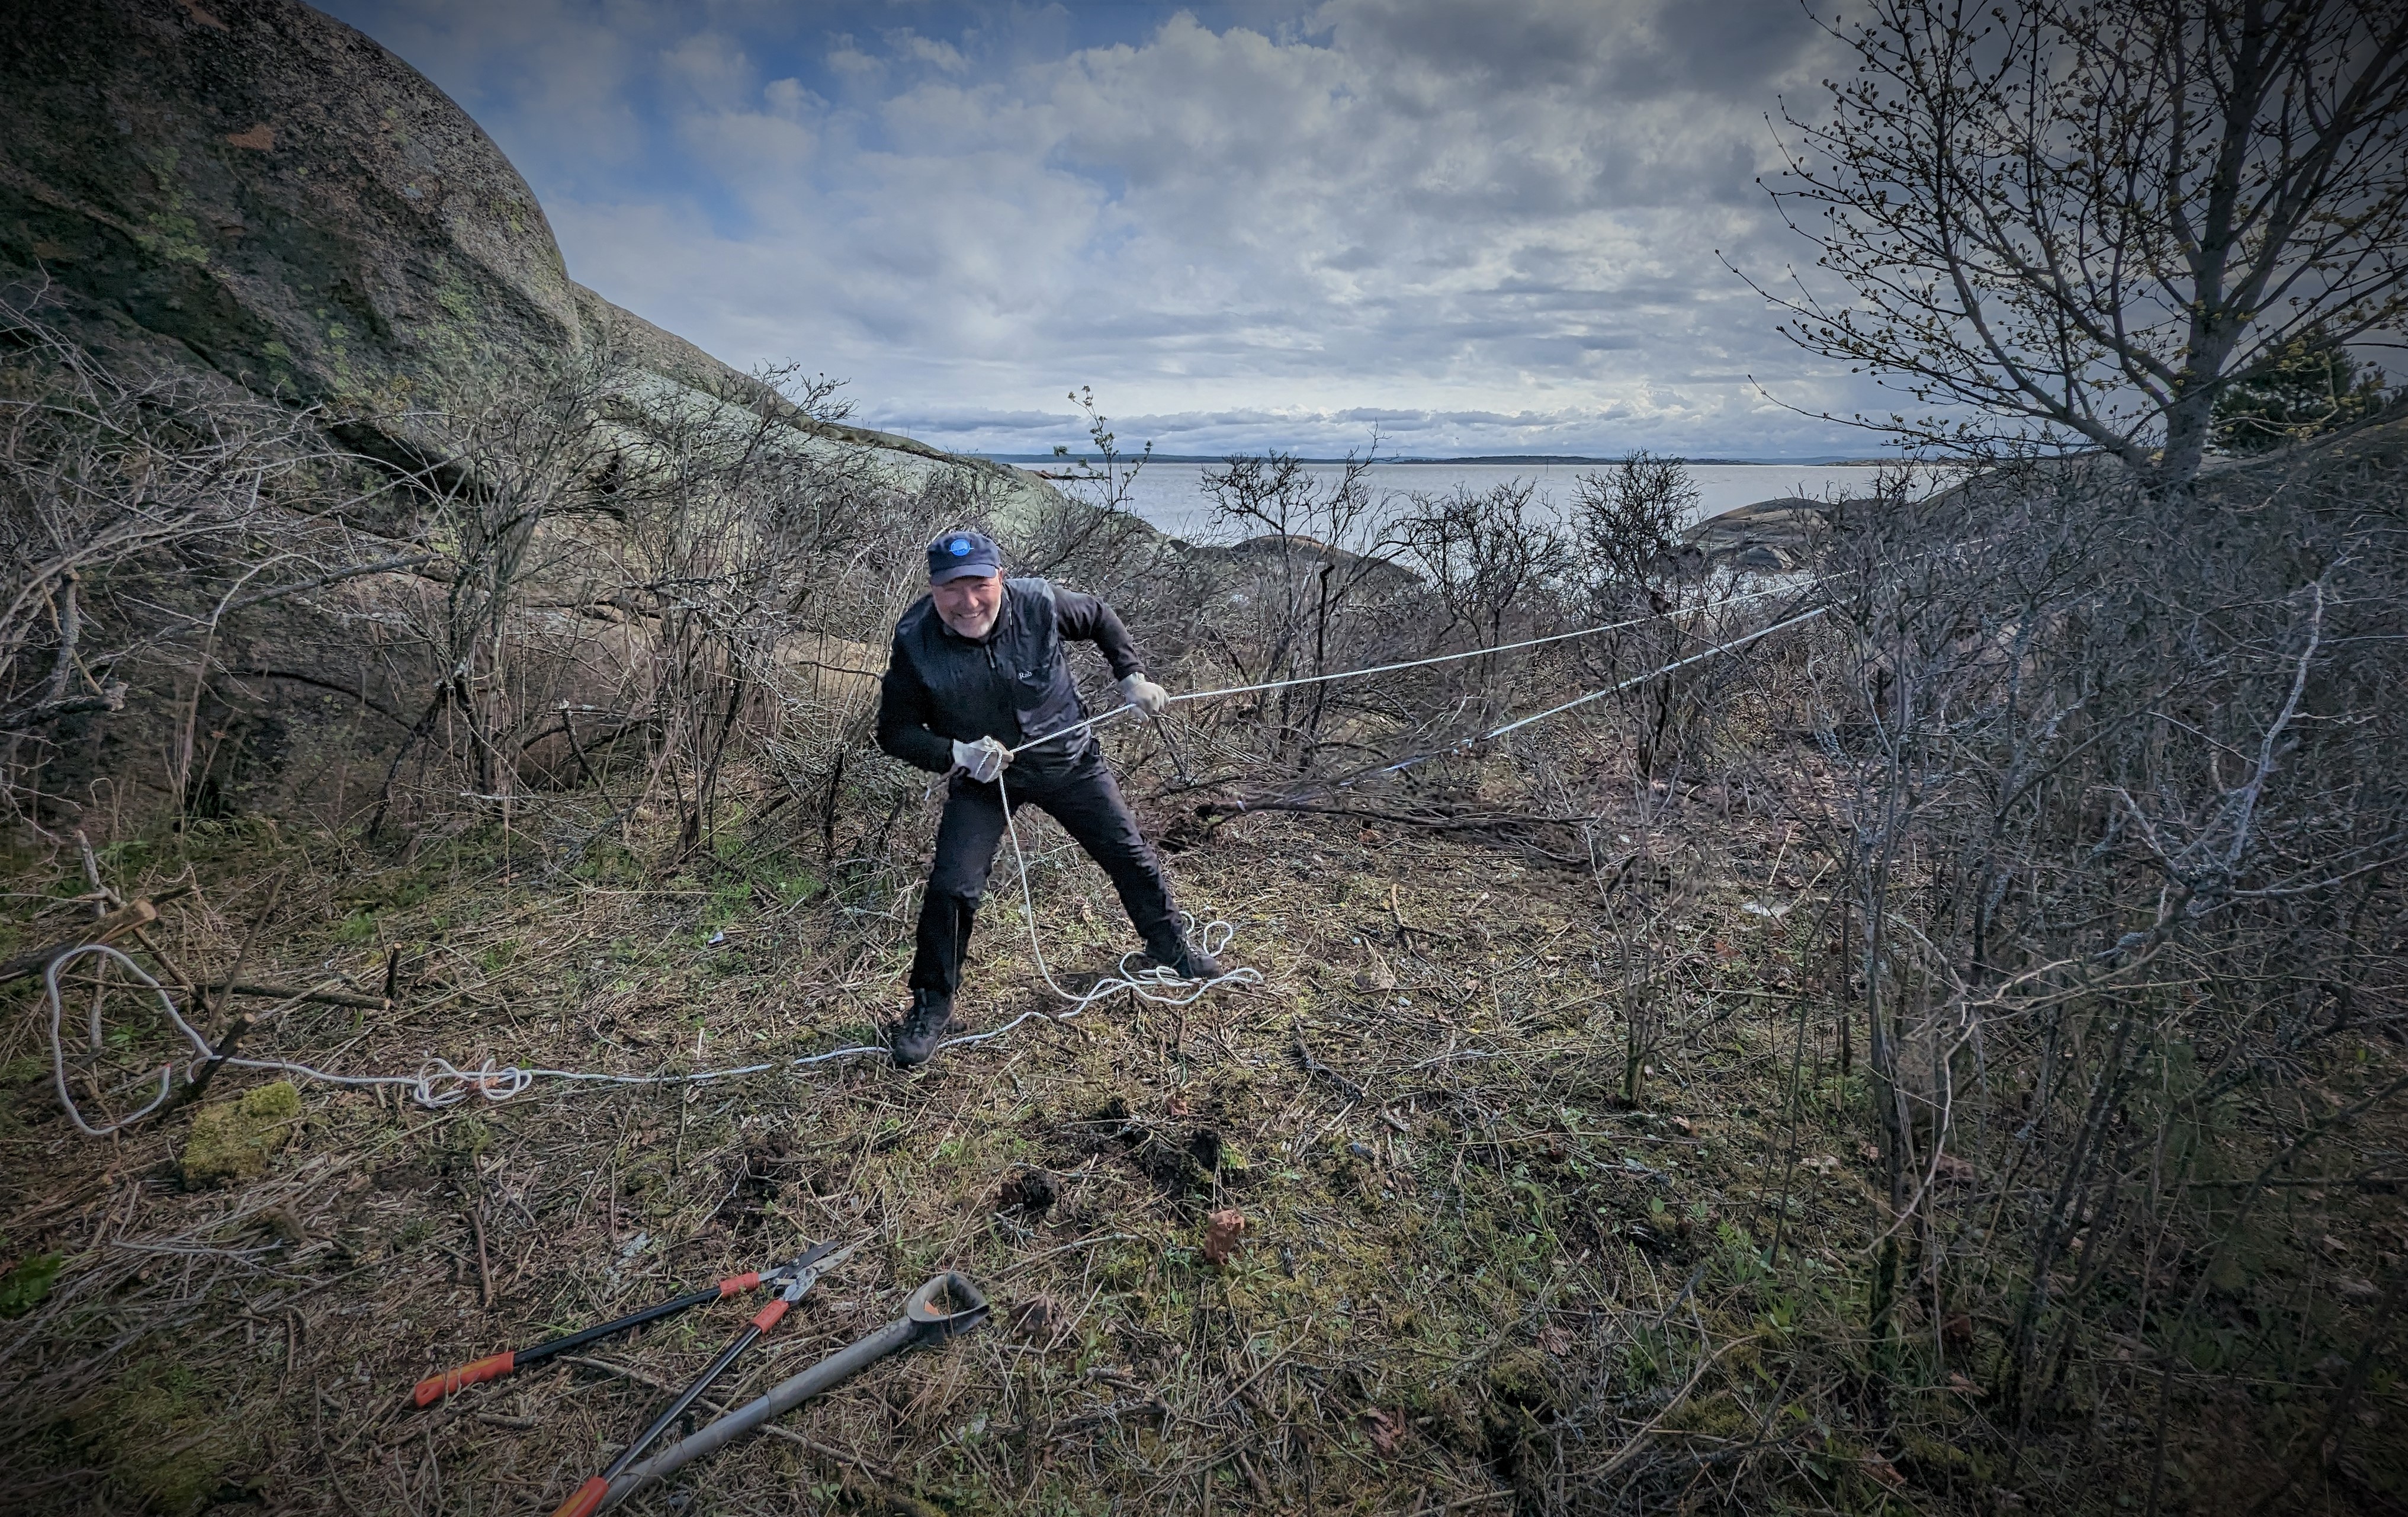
[0,0,1090,828]
[0,0,1051,508]
[1680,496,1834,572]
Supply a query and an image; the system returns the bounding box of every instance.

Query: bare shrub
[361,341,627,838]
[1775,443,2408,1502]
[1003,387,1173,604]
[1385,480,1574,725]
[1174,450,1405,775]
[0,291,423,832]
[1571,449,1694,603]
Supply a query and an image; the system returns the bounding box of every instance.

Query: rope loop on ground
[410,1059,537,1106]
[47,945,207,1138]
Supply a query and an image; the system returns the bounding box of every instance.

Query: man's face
[931,573,1003,638]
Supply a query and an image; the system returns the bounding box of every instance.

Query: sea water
[1022,460,1897,543]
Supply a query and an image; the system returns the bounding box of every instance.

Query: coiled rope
[35,579,1828,1134]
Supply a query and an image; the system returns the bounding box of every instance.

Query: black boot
[891,989,954,1067]
[1142,932,1222,981]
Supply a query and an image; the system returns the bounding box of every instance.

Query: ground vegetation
[2,291,2403,1513]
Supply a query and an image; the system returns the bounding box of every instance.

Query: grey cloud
[1321,0,1619,89]
[342,0,1892,458]
[1649,0,1828,92]
[869,408,1072,434]
[1325,0,1826,101]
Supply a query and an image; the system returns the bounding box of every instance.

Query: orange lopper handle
[717,1271,761,1297]
[412,1349,515,1407]
[750,1298,790,1333]
[549,1476,611,1517]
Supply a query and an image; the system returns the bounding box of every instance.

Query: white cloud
[324,0,1882,456]
[825,34,885,81]
[887,28,970,73]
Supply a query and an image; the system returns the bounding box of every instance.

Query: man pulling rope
[875,530,1225,1067]
[38,573,1837,1131]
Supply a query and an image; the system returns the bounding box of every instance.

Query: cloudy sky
[319,0,1888,459]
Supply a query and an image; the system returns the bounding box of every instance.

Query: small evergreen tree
[2211,326,2393,455]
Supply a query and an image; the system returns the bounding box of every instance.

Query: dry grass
[3,733,2400,1515]
[0,750,1913,1516]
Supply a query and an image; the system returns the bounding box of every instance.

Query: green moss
[1661,1390,1751,1439]
[1485,1346,1556,1413]
[436,1114,492,1173]
[138,211,212,267]
[180,1080,303,1186]
[0,1252,63,1317]
[435,275,477,325]
[85,1358,248,1512]
[1898,1430,1977,1475]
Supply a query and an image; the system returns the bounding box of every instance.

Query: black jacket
[876,578,1145,776]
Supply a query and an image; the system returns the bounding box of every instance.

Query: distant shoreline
[983,453,1899,468]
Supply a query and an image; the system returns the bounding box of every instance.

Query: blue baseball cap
[927,530,1002,584]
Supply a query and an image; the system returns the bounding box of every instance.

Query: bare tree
[1386,480,1574,719]
[1745,0,2408,485]
[1190,450,1401,772]
[1007,387,1171,601]
[610,365,920,859]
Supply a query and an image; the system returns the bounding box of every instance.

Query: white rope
[1181,580,1805,702]
[47,948,185,1137]
[1484,604,1830,738]
[972,764,1263,1031]
[33,939,868,1134]
[40,945,547,1136]
[32,579,1832,1134]
[1372,604,1835,778]
[996,578,1814,763]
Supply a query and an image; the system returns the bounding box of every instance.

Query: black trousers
[910,748,1182,999]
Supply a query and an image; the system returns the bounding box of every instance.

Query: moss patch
[180,1080,302,1186]
[83,1358,248,1512]
[0,1250,63,1317]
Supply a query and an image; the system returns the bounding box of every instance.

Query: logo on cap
[949,538,972,556]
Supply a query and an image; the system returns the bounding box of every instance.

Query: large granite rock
[0,0,1047,502]
[0,0,1092,826]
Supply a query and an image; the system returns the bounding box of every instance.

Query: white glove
[1118,673,1170,716]
[950,736,1013,784]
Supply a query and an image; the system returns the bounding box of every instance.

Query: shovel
[594,1272,989,1510]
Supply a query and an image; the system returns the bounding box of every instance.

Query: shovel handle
[549,1476,610,1517]
[610,1273,992,1504]
[413,1349,514,1407]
